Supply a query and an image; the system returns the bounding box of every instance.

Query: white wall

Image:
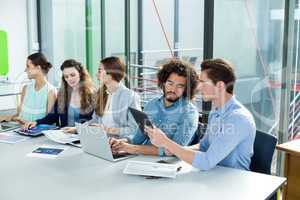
[0,0,29,110]
[0,0,28,80]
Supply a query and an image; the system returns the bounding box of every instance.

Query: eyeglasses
[165,80,185,89]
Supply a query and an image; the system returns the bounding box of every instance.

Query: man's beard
[164,91,180,103]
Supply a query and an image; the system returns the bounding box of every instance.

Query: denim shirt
[192,96,256,171]
[128,96,199,155]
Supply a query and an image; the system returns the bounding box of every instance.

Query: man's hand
[109,138,135,154]
[164,148,173,156]
[145,126,168,148]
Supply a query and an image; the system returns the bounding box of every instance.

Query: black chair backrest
[189,122,206,145]
[250,130,277,174]
[189,109,210,146]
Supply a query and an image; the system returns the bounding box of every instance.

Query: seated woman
[0,53,56,124]
[24,59,95,131]
[88,56,141,138]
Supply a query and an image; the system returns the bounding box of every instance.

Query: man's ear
[216,81,226,91]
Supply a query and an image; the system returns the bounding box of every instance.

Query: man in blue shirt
[146,58,256,170]
[110,59,199,156]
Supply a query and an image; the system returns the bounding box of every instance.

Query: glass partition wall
[214,0,287,173]
[37,0,297,175]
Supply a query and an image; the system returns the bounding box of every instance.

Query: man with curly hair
[110,59,199,156]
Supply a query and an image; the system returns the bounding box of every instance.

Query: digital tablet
[15,124,58,137]
[128,107,153,135]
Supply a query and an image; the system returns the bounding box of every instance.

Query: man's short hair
[157,59,199,100]
[201,58,236,94]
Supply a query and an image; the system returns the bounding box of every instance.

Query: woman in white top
[0,53,56,124]
[89,56,141,138]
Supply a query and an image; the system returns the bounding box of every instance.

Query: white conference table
[0,135,286,200]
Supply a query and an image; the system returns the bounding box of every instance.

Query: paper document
[0,121,20,132]
[0,133,27,144]
[27,145,68,159]
[123,160,180,178]
[43,130,81,147]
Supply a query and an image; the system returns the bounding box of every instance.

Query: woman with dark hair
[88,56,141,137]
[0,53,56,124]
[23,59,95,131]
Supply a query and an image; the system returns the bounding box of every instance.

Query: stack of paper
[123,160,179,178]
[43,130,81,147]
[0,133,27,144]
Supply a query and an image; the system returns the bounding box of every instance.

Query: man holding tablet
[110,59,199,156]
[146,59,256,171]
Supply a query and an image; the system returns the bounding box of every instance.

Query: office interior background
[0,0,299,175]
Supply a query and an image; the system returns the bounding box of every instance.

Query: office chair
[250,130,278,200]
[189,103,211,145]
[250,130,277,174]
[189,122,206,145]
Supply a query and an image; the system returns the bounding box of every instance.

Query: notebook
[43,129,81,148]
[123,160,180,178]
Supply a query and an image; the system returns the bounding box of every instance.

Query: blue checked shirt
[192,96,256,171]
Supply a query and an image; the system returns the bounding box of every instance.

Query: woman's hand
[0,115,11,122]
[89,123,120,135]
[22,121,37,130]
[104,127,120,135]
[62,127,77,134]
[89,123,104,128]
[0,115,19,122]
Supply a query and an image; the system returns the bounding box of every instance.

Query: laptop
[0,121,21,132]
[128,107,153,135]
[76,123,135,162]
